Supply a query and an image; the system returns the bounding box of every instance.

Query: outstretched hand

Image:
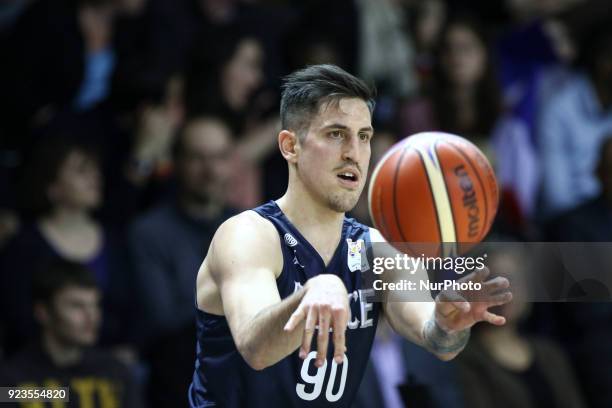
[283,275,349,366]
[434,267,512,333]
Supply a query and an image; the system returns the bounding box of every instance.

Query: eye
[329,130,344,139]
[359,132,371,142]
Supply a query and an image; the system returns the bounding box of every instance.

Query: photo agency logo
[365,242,612,303]
[372,253,487,275]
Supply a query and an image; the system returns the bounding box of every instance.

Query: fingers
[331,305,348,364]
[482,310,506,326]
[483,276,510,292]
[458,265,490,284]
[315,304,331,367]
[487,291,513,307]
[296,303,348,365]
[472,266,491,282]
[437,290,470,315]
[299,306,318,359]
[284,304,307,332]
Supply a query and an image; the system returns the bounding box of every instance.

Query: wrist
[423,317,470,355]
[305,274,344,291]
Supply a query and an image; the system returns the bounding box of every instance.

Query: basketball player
[188,64,512,407]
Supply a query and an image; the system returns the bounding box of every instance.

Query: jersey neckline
[267,200,349,272]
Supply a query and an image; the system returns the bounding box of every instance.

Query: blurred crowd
[0,0,611,406]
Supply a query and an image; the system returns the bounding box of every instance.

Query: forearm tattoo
[423,318,470,354]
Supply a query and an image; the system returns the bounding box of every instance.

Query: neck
[43,207,91,227]
[453,85,475,102]
[179,194,222,221]
[277,175,345,237]
[42,331,82,367]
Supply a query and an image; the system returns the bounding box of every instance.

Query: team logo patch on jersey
[347,238,364,272]
[284,233,298,247]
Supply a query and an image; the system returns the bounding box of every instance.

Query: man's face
[42,286,101,347]
[177,120,233,204]
[295,98,373,212]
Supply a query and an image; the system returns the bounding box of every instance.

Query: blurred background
[0,0,611,406]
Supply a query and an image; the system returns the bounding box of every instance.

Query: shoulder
[541,73,587,114]
[209,210,282,273]
[214,210,278,243]
[370,227,395,256]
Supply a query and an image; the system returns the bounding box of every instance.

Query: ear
[278,130,300,164]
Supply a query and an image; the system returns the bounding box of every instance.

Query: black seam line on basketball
[448,143,488,241]
[392,146,409,243]
[434,140,458,247]
[415,147,443,244]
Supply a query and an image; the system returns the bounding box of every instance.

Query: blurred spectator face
[37,285,102,346]
[415,0,446,51]
[200,0,237,23]
[47,149,102,212]
[221,38,264,111]
[115,0,146,14]
[441,23,486,88]
[177,119,232,203]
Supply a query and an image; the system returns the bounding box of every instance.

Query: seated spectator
[455,245,586,408]
[0,259,143,407]
[409,0,447,85]
[399,15,503,147]
[538,22,612,218]
[490,0,578,225]
[544,135,612,407]
[186,25,280,207]
[0,138,130,356]
[128,116,236,407]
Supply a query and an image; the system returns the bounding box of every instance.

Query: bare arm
[236,118,281,163]
[204,211,349,370]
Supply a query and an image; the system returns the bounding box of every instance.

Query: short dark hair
[18,137,99,219]
[280,64,376,135]
[32,260,98,305]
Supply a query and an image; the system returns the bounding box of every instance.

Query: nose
[341,134,360,163]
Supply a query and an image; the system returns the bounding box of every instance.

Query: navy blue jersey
[189,201,381,407]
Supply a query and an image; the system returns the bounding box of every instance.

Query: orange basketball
[368,132,498,256]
